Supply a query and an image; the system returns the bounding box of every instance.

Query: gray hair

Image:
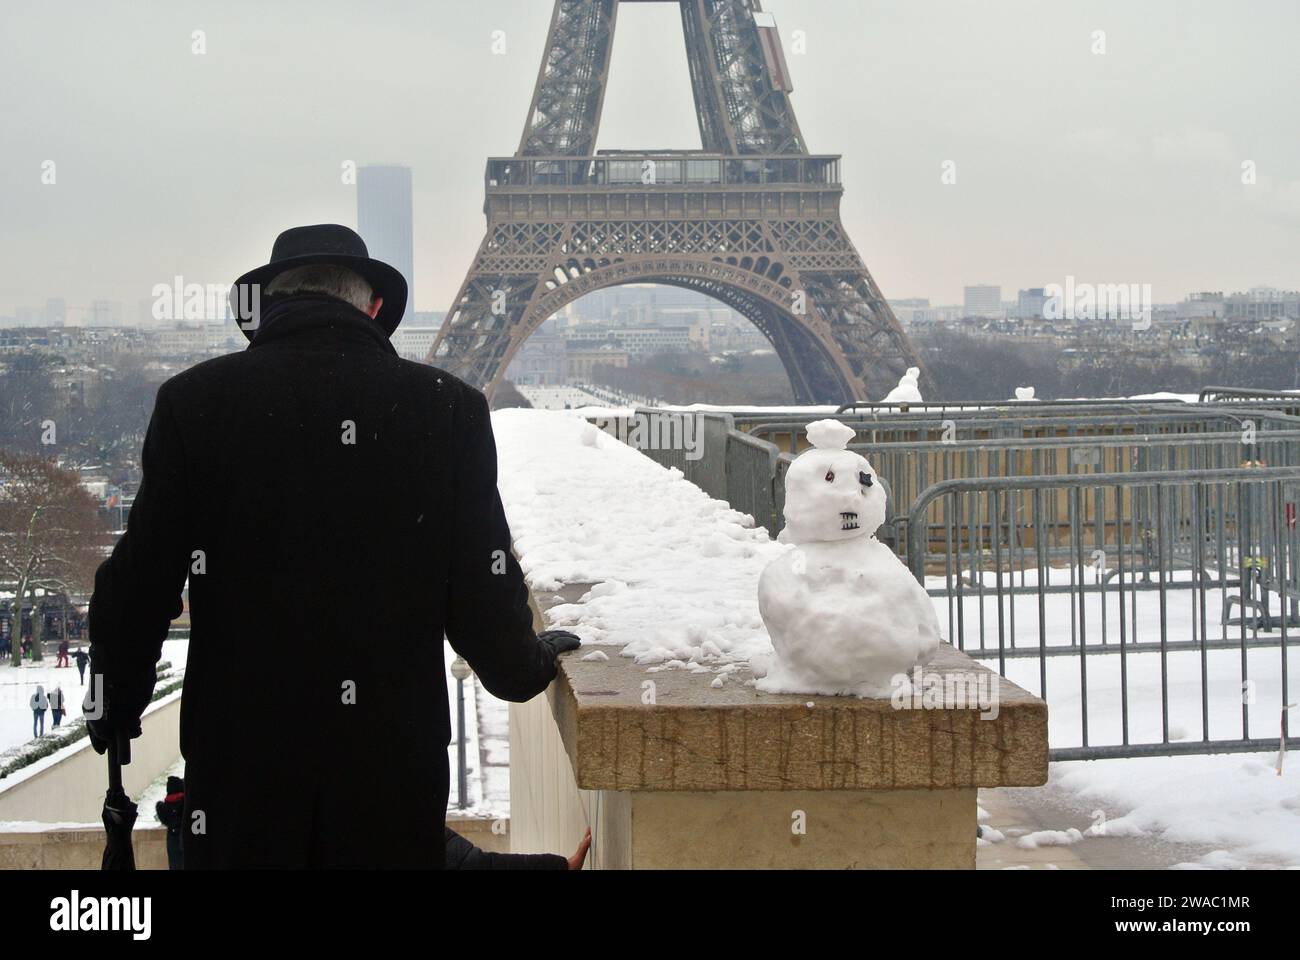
[264,265,375,312]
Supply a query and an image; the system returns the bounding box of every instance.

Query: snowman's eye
[859,471,874,488]
[824,469,835,483]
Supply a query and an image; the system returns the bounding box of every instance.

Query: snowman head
[782,419,887,544]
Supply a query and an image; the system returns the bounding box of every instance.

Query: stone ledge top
[539,584,1049,793]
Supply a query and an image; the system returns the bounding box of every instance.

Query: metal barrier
[1199,386,1300,419]
[740,401,1202,432]
[836,397,1187,415]
[905,467,1300,760]
[747,407,1300,454]
[870,430,1300,562]
[609,406,1300,543]
[725,429,780,533]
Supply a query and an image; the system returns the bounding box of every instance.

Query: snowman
[882,367,923,404]
[755,419,941,697]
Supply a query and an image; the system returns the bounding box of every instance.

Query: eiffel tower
[428,0,923,404]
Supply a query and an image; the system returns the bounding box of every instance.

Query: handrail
[486,153,843,189]
[853,429,1300,455]
[837,397,1187,414]
[1198,385,1300,403]
[747,409,1300,443]
[904,465,1300,582]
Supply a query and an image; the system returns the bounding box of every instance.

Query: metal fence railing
[745,407,1300,455]
[835,396,1188,416]
[603,405,1300,542]
[1198,386,1300,419]
[873,430,1300,564]
[905,467,1300,760]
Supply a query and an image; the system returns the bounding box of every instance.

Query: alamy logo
[1043,275,1152,329]
[150,275,261,329]
[49,890,151,940]
[591,413,704,461]
[890,665,1000,720]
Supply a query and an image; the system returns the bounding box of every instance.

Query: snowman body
[756,419,941,697]
[882,366,923,404]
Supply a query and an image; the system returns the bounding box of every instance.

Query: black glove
[83,675,149,755]
[537,630,581,661]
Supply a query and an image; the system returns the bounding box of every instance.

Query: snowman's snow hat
[805,419,856,451]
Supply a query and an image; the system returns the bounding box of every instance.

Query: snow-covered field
[0,638,188,755]
[492,407,1300,868]
[1052,752,1300,868]
[0,662,88,749]
[517,384,610,411]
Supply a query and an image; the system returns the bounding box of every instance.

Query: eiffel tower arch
[429,0,924,404]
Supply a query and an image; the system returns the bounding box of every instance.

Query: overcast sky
[1,0,1297,318]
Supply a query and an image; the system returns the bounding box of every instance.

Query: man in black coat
[86,224,580,868]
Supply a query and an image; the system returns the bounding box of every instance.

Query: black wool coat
[88,295,558,868]
[443,828,566,870]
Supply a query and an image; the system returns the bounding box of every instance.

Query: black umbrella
[101,732,137,871]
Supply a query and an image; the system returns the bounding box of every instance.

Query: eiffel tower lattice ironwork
[428,0,924,404]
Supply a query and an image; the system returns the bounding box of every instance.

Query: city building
[1015,288,1047,320]
[1224,287,1300,322]
[391,325,443,363]
[566,342,629,380]
[357,164,415,325]
[889,298,931,324]
[610,325,692,357]
[44,298,66,327]
[963,285,1002,319]
[507,328,568,384]
[88,300,123,327]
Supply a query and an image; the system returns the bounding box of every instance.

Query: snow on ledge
[493,409,784,673]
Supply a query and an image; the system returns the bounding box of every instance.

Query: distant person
[56,639,70,668]
[73,647,89,685]
[444,826,590,871]
[20,637,32,660]
[155,776,186,870]
[50,686,66,728]
[30,685,48,737]
[86,225,581,868]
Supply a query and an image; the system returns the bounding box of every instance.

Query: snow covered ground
[491,407,1300,868]
[517,384,610,411]
[0,661,88,749]
[0,638,188,755]
[1051,751,1300,868]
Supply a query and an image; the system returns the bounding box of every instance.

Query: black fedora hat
[229,224,408,340]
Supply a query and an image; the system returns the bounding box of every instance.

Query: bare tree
[0,452,107,666]
[0,353,59,455]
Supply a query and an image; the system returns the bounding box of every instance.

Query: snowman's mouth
[839,511,860,531]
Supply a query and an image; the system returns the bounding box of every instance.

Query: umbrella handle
[106,730,131,794]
